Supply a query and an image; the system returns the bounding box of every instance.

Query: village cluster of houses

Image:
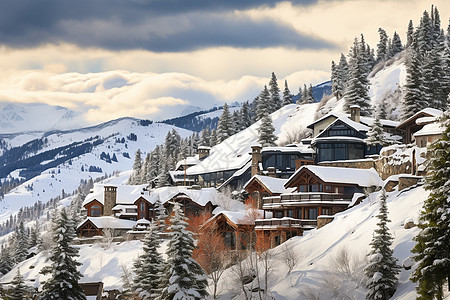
[77,106,445,250]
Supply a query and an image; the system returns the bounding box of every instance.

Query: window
[322,207,332,215]
[299,185,307,192]
[140,202,145,212]
[274,211,283,218]
[90,204,101,217]
[223,232,236,249]
[325,185,332,192]
[286,209,294,218]
[308,208,318,220]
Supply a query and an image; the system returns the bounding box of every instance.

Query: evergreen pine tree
[240,102,252,129]
[133,222,166,299]
[282,80,293,106]
[217,103,231,142]
[406,20,414,48]
[210,129,217,147]
[257,113,278,147]
[160,203,208,300]
[345,37,372,115]
[129,149,142,184]
[268,72,281,112]
[335,53,349,100]
[364,189,400,300]
[391,31,403,56]
[40,208,86,300]
[8,269,29,300]
[296,86,303,104]
[365,114,394,147]
[376,28,388,62]
[0,245,13,275]
[402,44,425,120]
[256,86,271,121]
[13,221,28,264]
[411,113,450,300]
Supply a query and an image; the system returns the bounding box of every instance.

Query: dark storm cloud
[0,0,333,52]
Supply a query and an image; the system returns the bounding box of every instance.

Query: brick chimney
[103,186,117,216]
[198,146,211,160]
[251,145,262,177]
[350,105,361,123]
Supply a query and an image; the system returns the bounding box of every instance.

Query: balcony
[262,192,352,207]
[254,217,317,230]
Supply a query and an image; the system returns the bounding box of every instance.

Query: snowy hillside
[0,103,83,134]
[187,103,318,175]
[0,184,428,299]
[0,118,192,223]
[218,185,427,300]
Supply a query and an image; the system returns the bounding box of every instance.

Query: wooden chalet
[396,108,443,144]
[76,216,136,237]
[244,175,292,209]
[203,211,260,250]
[164,191,215,217]
[255,165,382,246]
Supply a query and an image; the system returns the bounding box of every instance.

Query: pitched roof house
[255,165,382,246]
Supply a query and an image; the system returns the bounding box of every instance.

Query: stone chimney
[350,105,360,123]
[198,146,211,160]
[251,145,262,177]
[103,186,117,216]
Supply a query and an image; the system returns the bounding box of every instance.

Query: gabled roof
[315,116,369,139]
[396,108,443,130]
[413,122,445,137]
[83,184,150,207]
[150,186,219,207]
[285,165,383,188]
[77,216,136,230]
[244,175,291,194]
[308,112,399,131]
[204,210,263,228]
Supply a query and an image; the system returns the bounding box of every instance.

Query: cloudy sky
[0,0,448,123]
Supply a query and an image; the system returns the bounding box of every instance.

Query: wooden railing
[255,218,316,229]
[262,193,352,206]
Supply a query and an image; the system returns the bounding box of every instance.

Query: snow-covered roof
[286,165,383,188]
[415,116,438,125]
[136,218,151,225]
[312,136,366,144]
[308,112,398,131]
[149,186,219,207]
[78,216,136,230]
[112,204,137,211]
[217,160,252,190]
[175,155,200,170]
[397,108,443,128]
[359,116,399,128]
[82,183,150,207]
[261,145,313,154]
[244,175,291,194]
[206,210,264,227]
[413,122,444,137]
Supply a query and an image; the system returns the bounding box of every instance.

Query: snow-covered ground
[1,184,428,298]
[216,185,427,300]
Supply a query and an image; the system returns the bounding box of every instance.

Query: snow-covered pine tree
[303,84,315,104]
[13,221,28,264]
[364,189,400,300]
[344,37,372,116]
[210,129,217,147]
[133,222,166,299]
[230,111,240,136]
[199,126,211,147]
[157,158,170,188]
[301,84,308,102]
[411,113,450,300]
[335,53,349,100]
[217,103,232,143]
[0,244,13,276]
[39,208,86,300]
[240,102,252,129]
[256,86,271,121]
[129,149,143,184]
[402,44,425,120]
[376,28,388,62]
[365,114,393,147]
[282,80,293,106]
[390,31,403,57]
[154,198,168,233]
[257,113,278,147]
[406,20,414,48]
[268,72,281,112]
[296,86,303,104]
[8,269,29,300]
[160,202,208,300]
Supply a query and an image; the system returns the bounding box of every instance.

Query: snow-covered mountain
[0,102,84,134]
[0,118,192,223]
